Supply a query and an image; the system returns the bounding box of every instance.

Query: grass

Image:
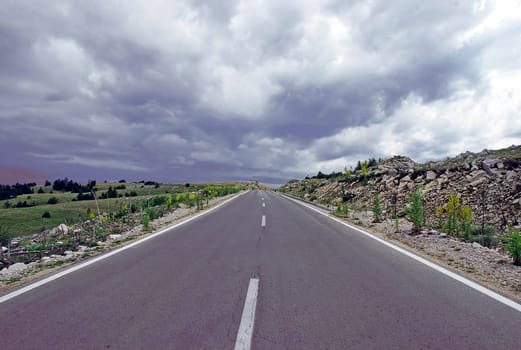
[5,276,22,284]
[0,182,247,238]
[0,197,147,237]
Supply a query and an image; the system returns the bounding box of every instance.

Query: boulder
[426,171,437,181]
[57,224,69,235]
[482,158,500,168]
[387,168,398,176]
[109,234,122,241]
[481,161,495,177]
[1,263,28,278]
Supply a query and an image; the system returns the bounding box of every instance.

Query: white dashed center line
[234,278,259,350]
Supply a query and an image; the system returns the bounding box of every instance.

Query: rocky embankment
[280,145,521,300]
[282,145,521,230]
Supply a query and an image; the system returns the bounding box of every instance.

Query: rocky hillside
[280,145,521,233]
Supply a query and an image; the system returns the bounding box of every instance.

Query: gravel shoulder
[340,209,521,304]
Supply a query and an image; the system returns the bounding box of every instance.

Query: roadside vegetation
[0,180,247,238]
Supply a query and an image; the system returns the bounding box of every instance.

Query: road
[1,190,521,349]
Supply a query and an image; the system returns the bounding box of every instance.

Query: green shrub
[150,196,167,207]
[459,204,473,239]
[503,230,521,265]
[42,211,51,218]
[130,203,139,213]
[26,243,45,251]
[142,213,150,229]
[439,194,474,238]
[373,195,382,223]
[0,226,9,246]
[406,187,424,234]
[147,207,159,220]
[446,194,460,235]
[47,197,58,204]
[335,202,349,217]
[470,225,498,248]
[166,195,174,210]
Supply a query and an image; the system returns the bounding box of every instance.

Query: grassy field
[0,182,248,238]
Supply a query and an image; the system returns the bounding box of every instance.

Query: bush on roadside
[142,213,150,229]
[335,202,349,217]
[503,229,521,266]
[373,195,382,223]
[406,187,424,234]
[470,225,498,248]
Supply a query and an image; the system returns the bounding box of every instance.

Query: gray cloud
[1,0,520,184]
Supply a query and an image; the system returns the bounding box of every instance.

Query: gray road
[1,190,520,349]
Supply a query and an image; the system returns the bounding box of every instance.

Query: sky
[1,0,521,185]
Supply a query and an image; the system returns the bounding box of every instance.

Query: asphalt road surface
[1,190,521,349]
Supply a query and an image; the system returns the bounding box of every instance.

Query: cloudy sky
[1,0,520,184]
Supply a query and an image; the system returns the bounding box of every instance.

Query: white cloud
[1,0,520,182]
[306,69,521,171]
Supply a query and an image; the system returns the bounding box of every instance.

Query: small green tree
[406,187,424,234]
[503,229,521,265]
[436,206,444,229]
[344,168,352,181]
[446,194,460,235]
[373,195,382,223]
[458,204,473,239]
[142,213,150,229]
[441,194,473,238]
[166,195,174,211]
[361,160,368,185]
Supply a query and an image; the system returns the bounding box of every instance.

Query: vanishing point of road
[1,190,520,349]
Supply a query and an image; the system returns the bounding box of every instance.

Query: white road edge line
[0,191,248,304]
[281,193,521,313]
[261,215,266,227]
[234,278,259,350]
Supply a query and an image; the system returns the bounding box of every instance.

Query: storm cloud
[1,0,520,184]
